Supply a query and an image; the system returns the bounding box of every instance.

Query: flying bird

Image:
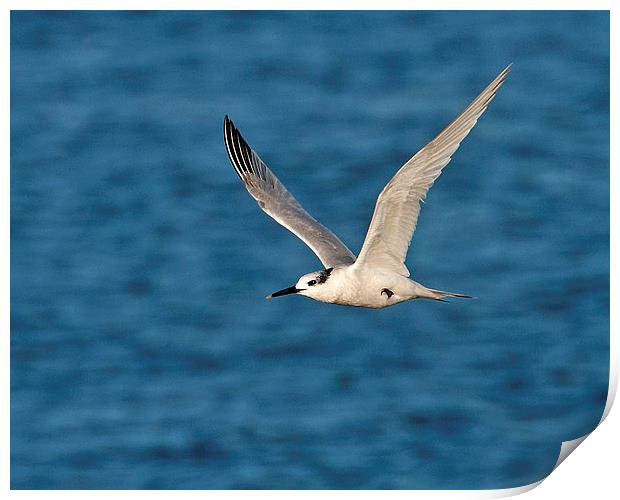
[224,65,510,308]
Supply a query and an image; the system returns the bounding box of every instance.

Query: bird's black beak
[266,286,302,299]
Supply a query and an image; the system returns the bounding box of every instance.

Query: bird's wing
[224,116,356,268]
[354,65,511,277]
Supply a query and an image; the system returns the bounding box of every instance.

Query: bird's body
[223,65,511,308]
[299,266,414,309]
[288,266,465,308]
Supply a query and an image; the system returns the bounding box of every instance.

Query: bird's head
[266,267,335,300]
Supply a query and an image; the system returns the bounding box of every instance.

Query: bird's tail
[416,284,473,302]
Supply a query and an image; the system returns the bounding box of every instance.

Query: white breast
[310,266,415,308]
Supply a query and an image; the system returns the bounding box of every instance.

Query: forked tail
[416,284,473,302]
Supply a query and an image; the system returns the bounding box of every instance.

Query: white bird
[224,65,511,308]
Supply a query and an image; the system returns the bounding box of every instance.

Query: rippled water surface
[11,11,609,489]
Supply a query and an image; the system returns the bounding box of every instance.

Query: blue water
[11,11,609,489]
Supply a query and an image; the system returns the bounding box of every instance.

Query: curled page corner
[477,366,617,499]
[475,435,591,499]
[476,479,544,498]
[552,367,617,471]
[553,434,589,470]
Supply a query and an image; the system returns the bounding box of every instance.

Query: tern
[224,65,510,308]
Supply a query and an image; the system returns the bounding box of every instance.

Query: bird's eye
[307,280,316,286]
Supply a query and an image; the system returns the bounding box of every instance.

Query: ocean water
[10,11,609,489]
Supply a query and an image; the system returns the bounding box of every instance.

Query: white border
[2,1,618,10]
[4,2,616,497]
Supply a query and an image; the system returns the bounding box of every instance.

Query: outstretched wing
[354,65,511,276]
[224,116,356,268]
